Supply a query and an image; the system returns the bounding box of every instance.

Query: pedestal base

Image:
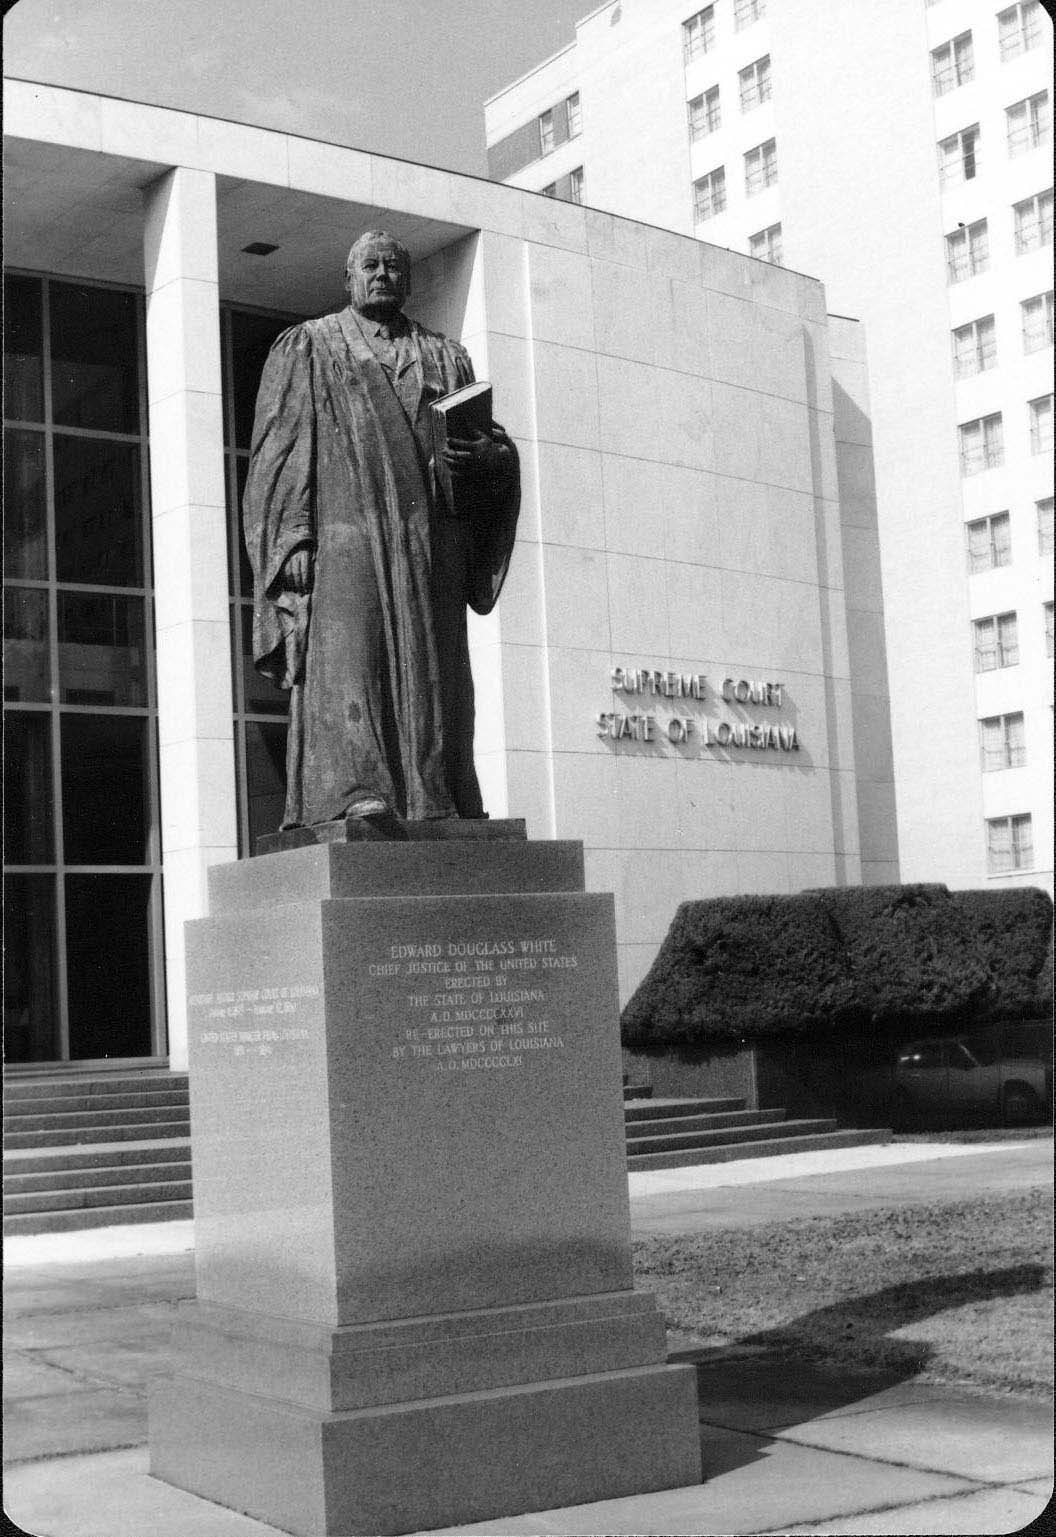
[150,1359,700,1537]
[150,838,702,1533]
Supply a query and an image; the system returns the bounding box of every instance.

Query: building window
[980,713,1026,771]
[1013,189,1053,254]
[931,31,974,97]
[688,86,721,140]
[749,223,783,264]
[1037,497,1054,557]
[966,511,1012,573]
[2,272,165,1064]
[973,611,1019,671]
[568,166,584,204]
[1006,91,1049,156]
[1045,602,1054,658]
[734,0,765,29]
[998,1,1043,60]
[1021,291,1054,353]
[739,55,771,111]
[693,165,726,221]
[938,124,981,186]
[986,814,1033,873]
[744,138,778,195]
[1029,394,1053,454]
[541,182,556,197]
[952,314,996,377]
[945,219,989,282]
[539,108,555,156]
[566,92,582,138]
[683,6,715,62]
[959,413,1004,475]
[219,307,305,860]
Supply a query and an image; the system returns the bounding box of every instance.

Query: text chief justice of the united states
[242,231,520,837]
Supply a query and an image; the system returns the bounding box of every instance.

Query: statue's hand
[282,547,314,594]
[444,422,511,481]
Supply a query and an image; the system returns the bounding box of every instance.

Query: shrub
[809,884,990,1033]
[950,887,1054,1020]
[621,893,860,1053]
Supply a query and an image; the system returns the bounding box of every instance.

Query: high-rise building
[486,0,1054,894]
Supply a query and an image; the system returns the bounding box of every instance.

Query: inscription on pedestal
[374,934,578,1074]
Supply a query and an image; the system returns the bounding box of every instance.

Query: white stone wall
[423,212,863,1001]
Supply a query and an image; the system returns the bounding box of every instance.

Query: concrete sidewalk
[4,1141,1053,1536]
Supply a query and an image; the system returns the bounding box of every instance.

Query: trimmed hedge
[621,884,1053,1054]
[621,892,860,1052]
[808,884,990,1031]
[949,887,1054,1019]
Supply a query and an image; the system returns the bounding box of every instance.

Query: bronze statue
[243,231,520,835]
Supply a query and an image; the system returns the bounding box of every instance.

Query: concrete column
[143,167,236,1071]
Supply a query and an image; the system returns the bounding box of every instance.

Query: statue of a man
[243,231,520,835]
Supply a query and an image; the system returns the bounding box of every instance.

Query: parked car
[892,1022,1053,1128]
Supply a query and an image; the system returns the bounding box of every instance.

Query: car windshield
[956,1034,999,1067]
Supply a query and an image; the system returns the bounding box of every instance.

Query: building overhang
[2,80,519,311]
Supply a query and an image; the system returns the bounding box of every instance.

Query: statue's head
[345,230,411,318]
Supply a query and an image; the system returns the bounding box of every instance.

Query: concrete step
[5,1104,191,1134]
[628,1116,839,1156]
[4,1159,192,1195]
[624,1095,745,1122]
[4,1120,192,1150]
[4,1178,193,1215]
[622,1084,652,1100]
[3,1198,194,1236]
[627,1128,891,1171]
[3,1139,191,1175]
[2,1088,189,1117]
[626,1108,786,1141]
[3,1071,188,1102]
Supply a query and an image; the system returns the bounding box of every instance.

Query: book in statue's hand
[430,379,492,517]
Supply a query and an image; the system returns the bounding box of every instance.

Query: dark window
[243,720,288,850]
[53,436,143,586]
[65,874,155,1058]
[228,454,253,599]
[58,592,147,706]
[4,428,48,579]
[60,714,150,865]
[49,282,140,433]
[223,305,307,853]
[238,604,286,715]
[3,875,59,1063]
[4,274,44,423]
[3,713,53,862]
[4,586,51,703]
[230,311,295,451]
[3,273,160,1064]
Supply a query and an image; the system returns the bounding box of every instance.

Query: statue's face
[348,237,410,317]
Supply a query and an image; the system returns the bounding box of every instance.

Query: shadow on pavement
[677,1262,1049,1472]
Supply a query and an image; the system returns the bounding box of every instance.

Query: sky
[2,0,591,175]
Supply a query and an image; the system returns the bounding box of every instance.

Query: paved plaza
[4,1141,1052,1537]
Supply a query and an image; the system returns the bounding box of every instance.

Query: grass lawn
[634,1190,1053,1399]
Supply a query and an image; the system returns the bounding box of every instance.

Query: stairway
[3,1070,192,1235]
[5,1071,889,1234]
[623,1085,889,1170]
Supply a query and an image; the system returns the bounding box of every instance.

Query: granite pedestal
[148,836,701,1535]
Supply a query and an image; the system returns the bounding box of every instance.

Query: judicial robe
[242,306,519,828]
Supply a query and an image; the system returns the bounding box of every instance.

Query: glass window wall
[2,272,163,1064]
